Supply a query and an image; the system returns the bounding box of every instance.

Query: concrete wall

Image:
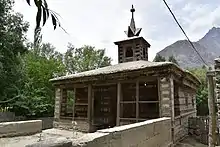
[0,120,42,137]
[72,118,172,147]
[0,112,15,122]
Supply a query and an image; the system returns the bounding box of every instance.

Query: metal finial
[130,5,135,13]
[124,5,142,37]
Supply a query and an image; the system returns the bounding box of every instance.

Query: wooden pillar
[117,82,121,126]
[169,76,175,144]
[88,84,93,132]
[72,88,76,121]
[136,80,139,122]
[60,89,67,117]
[54,88,61,122]
[208,71,217,147]
[157,78,162,117]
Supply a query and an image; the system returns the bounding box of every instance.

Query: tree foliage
[187,67,208,116]
[0,0,29,106]
[168,55,179,65]
[153,54,166,62]
[154,54,179,65]
[11,44,112,117]
[10,43,66,117]
[64,44,112,74]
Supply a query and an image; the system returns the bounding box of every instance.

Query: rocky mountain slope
[156,27,220,68]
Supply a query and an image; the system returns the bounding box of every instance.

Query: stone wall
[72,117,172,147]
[0,120,42,137]
[159,77,173,117]
[54,88,61,122]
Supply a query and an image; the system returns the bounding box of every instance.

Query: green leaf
[42,7,47,26]
[26,0,31,5]
[34,0,42,7]
[36,7,42,29]
[51,14,57,30]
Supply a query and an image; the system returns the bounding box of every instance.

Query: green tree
[11,43,66,117]
[187,67,208,116]
[64,44,112,74]
[0,0,29,106]
[168,55,179,65]
[153,54,166,62]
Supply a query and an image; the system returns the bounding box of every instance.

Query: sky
[14,0,220,64]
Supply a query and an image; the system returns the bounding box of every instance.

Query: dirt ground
[175,137,208,147]
[0,129,208,147]
[0,129,85,147]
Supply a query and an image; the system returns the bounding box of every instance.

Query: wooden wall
[117,39,149,63]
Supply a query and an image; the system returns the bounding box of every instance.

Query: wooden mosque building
[50,5,200,141]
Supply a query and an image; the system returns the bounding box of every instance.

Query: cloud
[14,0,220,63]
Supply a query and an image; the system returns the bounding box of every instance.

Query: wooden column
[72,88,76,121]
[157,78,162,117]
[54,88,61,122]
[169,76,175,144]
[136,80,139,122]
[60,89,67,117]
[207,71,216,147]
[88,84,93,132]
[117,82,121,126]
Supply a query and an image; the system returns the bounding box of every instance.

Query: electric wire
[162,0,209,67]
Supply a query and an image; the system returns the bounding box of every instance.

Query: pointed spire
[124,5,142,37]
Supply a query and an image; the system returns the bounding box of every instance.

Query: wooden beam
[117,82,121,126]
[136,80,139,122]
[87,84,93,132]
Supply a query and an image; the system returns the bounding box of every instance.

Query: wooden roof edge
[171,65,201,86]
[114,36,151,47]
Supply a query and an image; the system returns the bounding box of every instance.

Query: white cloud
[14,0,220,63]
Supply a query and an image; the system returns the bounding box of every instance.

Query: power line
[162,0,208,67]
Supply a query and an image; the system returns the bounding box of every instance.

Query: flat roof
[50,60,200,85]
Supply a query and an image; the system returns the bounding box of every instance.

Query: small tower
[114,5,151,63]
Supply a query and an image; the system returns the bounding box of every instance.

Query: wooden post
[157,78,162,117]
[88,84,93,132]
[60,89,67,117]
[117,82,121,126]
[207,71,216,147]
[91,88,94,126]
[72,88,76,121]
[136,80,139,122]
[170,76,175,144]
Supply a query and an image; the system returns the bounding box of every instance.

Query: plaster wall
[72,117,172,147]
[0,120,42,137]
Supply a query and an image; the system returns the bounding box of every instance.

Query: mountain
[156,27,220,68]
